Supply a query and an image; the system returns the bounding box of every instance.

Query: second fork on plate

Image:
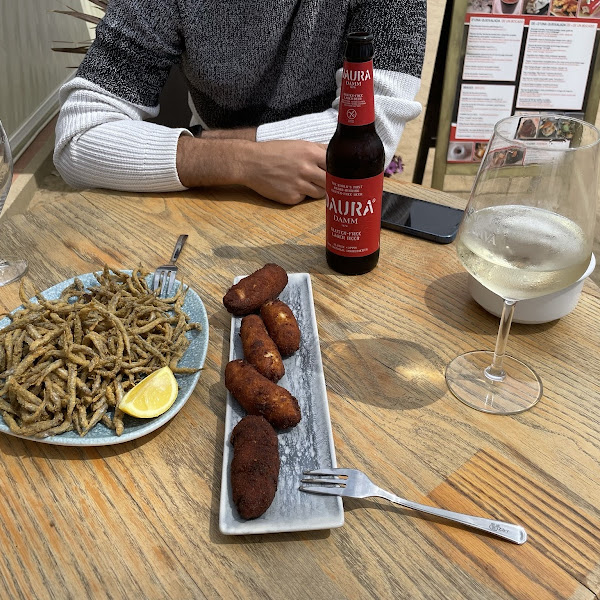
[152,234,188,296]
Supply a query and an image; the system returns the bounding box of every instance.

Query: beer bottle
[325,31,385,275]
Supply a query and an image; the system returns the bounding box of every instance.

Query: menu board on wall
[446,0,600,164]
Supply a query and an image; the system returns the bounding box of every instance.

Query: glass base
[445,351,542,415]
[0,259,28,286]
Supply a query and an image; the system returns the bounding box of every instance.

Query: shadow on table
[186,188,324,209]
[212,242,330,275]
[321,337,446,411]
[424,273,558,336]
[0,422,162,460]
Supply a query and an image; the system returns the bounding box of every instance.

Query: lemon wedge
[118,366,178,418]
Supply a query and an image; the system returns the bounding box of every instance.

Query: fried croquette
[230,415,280,519]
[223,263,288,316]
[225,359,301,429]
[240,314,285,382]
[260,299,300,357]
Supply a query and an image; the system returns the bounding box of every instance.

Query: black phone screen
[381,191,464,243]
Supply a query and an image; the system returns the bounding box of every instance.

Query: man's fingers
[303,183,326,199]
[244,140,329,204]
[310,162,327,189]
[316,147,327,170]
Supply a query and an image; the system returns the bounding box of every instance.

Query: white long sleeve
[54,78,191,192]
[55,69,420,193]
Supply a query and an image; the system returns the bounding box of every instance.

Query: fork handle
[170,235,188,263]
[377,489,527,544]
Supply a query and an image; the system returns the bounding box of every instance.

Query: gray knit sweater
[55,0,426,192]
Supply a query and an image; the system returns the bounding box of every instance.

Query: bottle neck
[337,59,375,127]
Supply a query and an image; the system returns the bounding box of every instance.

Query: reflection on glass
[446,114,599,414]
[0,120,28,286]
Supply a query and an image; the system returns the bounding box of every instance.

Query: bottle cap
[345,31,374,62]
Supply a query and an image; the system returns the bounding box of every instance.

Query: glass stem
[485,299,516,382]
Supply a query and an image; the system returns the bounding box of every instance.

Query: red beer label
[326,173,383,257]
[339,60,375,126]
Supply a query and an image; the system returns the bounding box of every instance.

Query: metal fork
[301,468,527,544]
[152,234,188,296]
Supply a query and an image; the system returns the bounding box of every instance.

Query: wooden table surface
[0,179,599,600]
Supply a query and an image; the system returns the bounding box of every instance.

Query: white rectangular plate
[219,272,343,535]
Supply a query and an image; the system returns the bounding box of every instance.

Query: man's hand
[177,136,327,205]
[239,140,326,205]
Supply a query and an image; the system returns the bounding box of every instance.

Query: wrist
[230,140,258,187]
[177,135,256,188]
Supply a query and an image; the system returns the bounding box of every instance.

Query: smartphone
[381,191,464,244]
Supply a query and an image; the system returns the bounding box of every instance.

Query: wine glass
[446,114,599,414]
[0,119,28,285]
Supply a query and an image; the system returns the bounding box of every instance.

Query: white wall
[0,0,100,158]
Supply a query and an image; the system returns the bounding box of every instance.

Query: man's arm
[177,127,326,204]
[54,80,326,204]
[176,135,326,206]
[200,128,256,141]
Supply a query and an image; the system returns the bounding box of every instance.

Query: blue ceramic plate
[0,271,209,446]
[219,273,343,535]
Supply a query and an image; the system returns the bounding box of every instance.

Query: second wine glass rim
[493,113,600,151]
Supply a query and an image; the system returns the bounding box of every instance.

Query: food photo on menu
[524,0,550,13]
[517,117,539,139]
[537,117,560,139]
[474,142,487,162]
[447,141,474,162]
[484,148,508,169]
[579,0,600,15]
[492,0,523,13]
[467,0,494,11]
[557,118,580,139]
[505,147,525,164]
[550,0,578,15]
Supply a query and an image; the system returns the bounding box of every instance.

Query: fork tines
[152,270,163,293]
[152,268,177,296]
[300,468,349,491]
[298,485,345,496]
[303,468,350,477]
[300,479,347,487]
[152,234,188,297]
[167,270,177,296]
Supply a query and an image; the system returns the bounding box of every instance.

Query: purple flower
[384,155,404,177]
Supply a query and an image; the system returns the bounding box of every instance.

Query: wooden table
[0,179,599,600]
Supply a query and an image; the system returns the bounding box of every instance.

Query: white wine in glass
[0,120,27,285]
[446,114,599,415]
